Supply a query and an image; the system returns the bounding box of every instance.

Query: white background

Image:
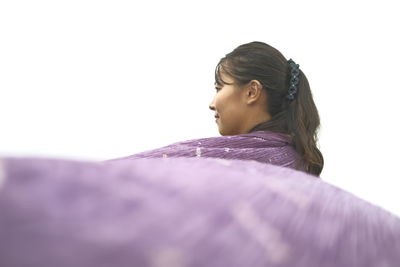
[1,1,399,216]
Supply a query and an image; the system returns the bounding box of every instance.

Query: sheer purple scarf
[1,156,399,267]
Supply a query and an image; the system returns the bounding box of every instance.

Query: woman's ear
[245,80,264,104]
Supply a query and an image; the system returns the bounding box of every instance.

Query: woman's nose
[209,96,216,111]
[209,101,215,111]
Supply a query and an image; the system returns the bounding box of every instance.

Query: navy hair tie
[287,59,300,101]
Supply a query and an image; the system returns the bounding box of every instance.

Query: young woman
[210,41,324,175]
[110,41,324,177]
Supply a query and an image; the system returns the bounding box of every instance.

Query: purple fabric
[109,130,301,170]
[1,156,400,267]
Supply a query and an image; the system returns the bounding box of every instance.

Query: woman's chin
[218,128,231,136]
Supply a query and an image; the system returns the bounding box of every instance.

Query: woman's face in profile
[209,73,248,136]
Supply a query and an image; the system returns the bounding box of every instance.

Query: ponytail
[287,70,324,176]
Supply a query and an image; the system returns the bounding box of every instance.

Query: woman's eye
[215,87,221,92]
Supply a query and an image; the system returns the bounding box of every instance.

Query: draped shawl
[1,131,399,266]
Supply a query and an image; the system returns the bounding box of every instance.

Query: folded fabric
[0,157,399,267]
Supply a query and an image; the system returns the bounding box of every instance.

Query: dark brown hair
[215,41,324,176]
